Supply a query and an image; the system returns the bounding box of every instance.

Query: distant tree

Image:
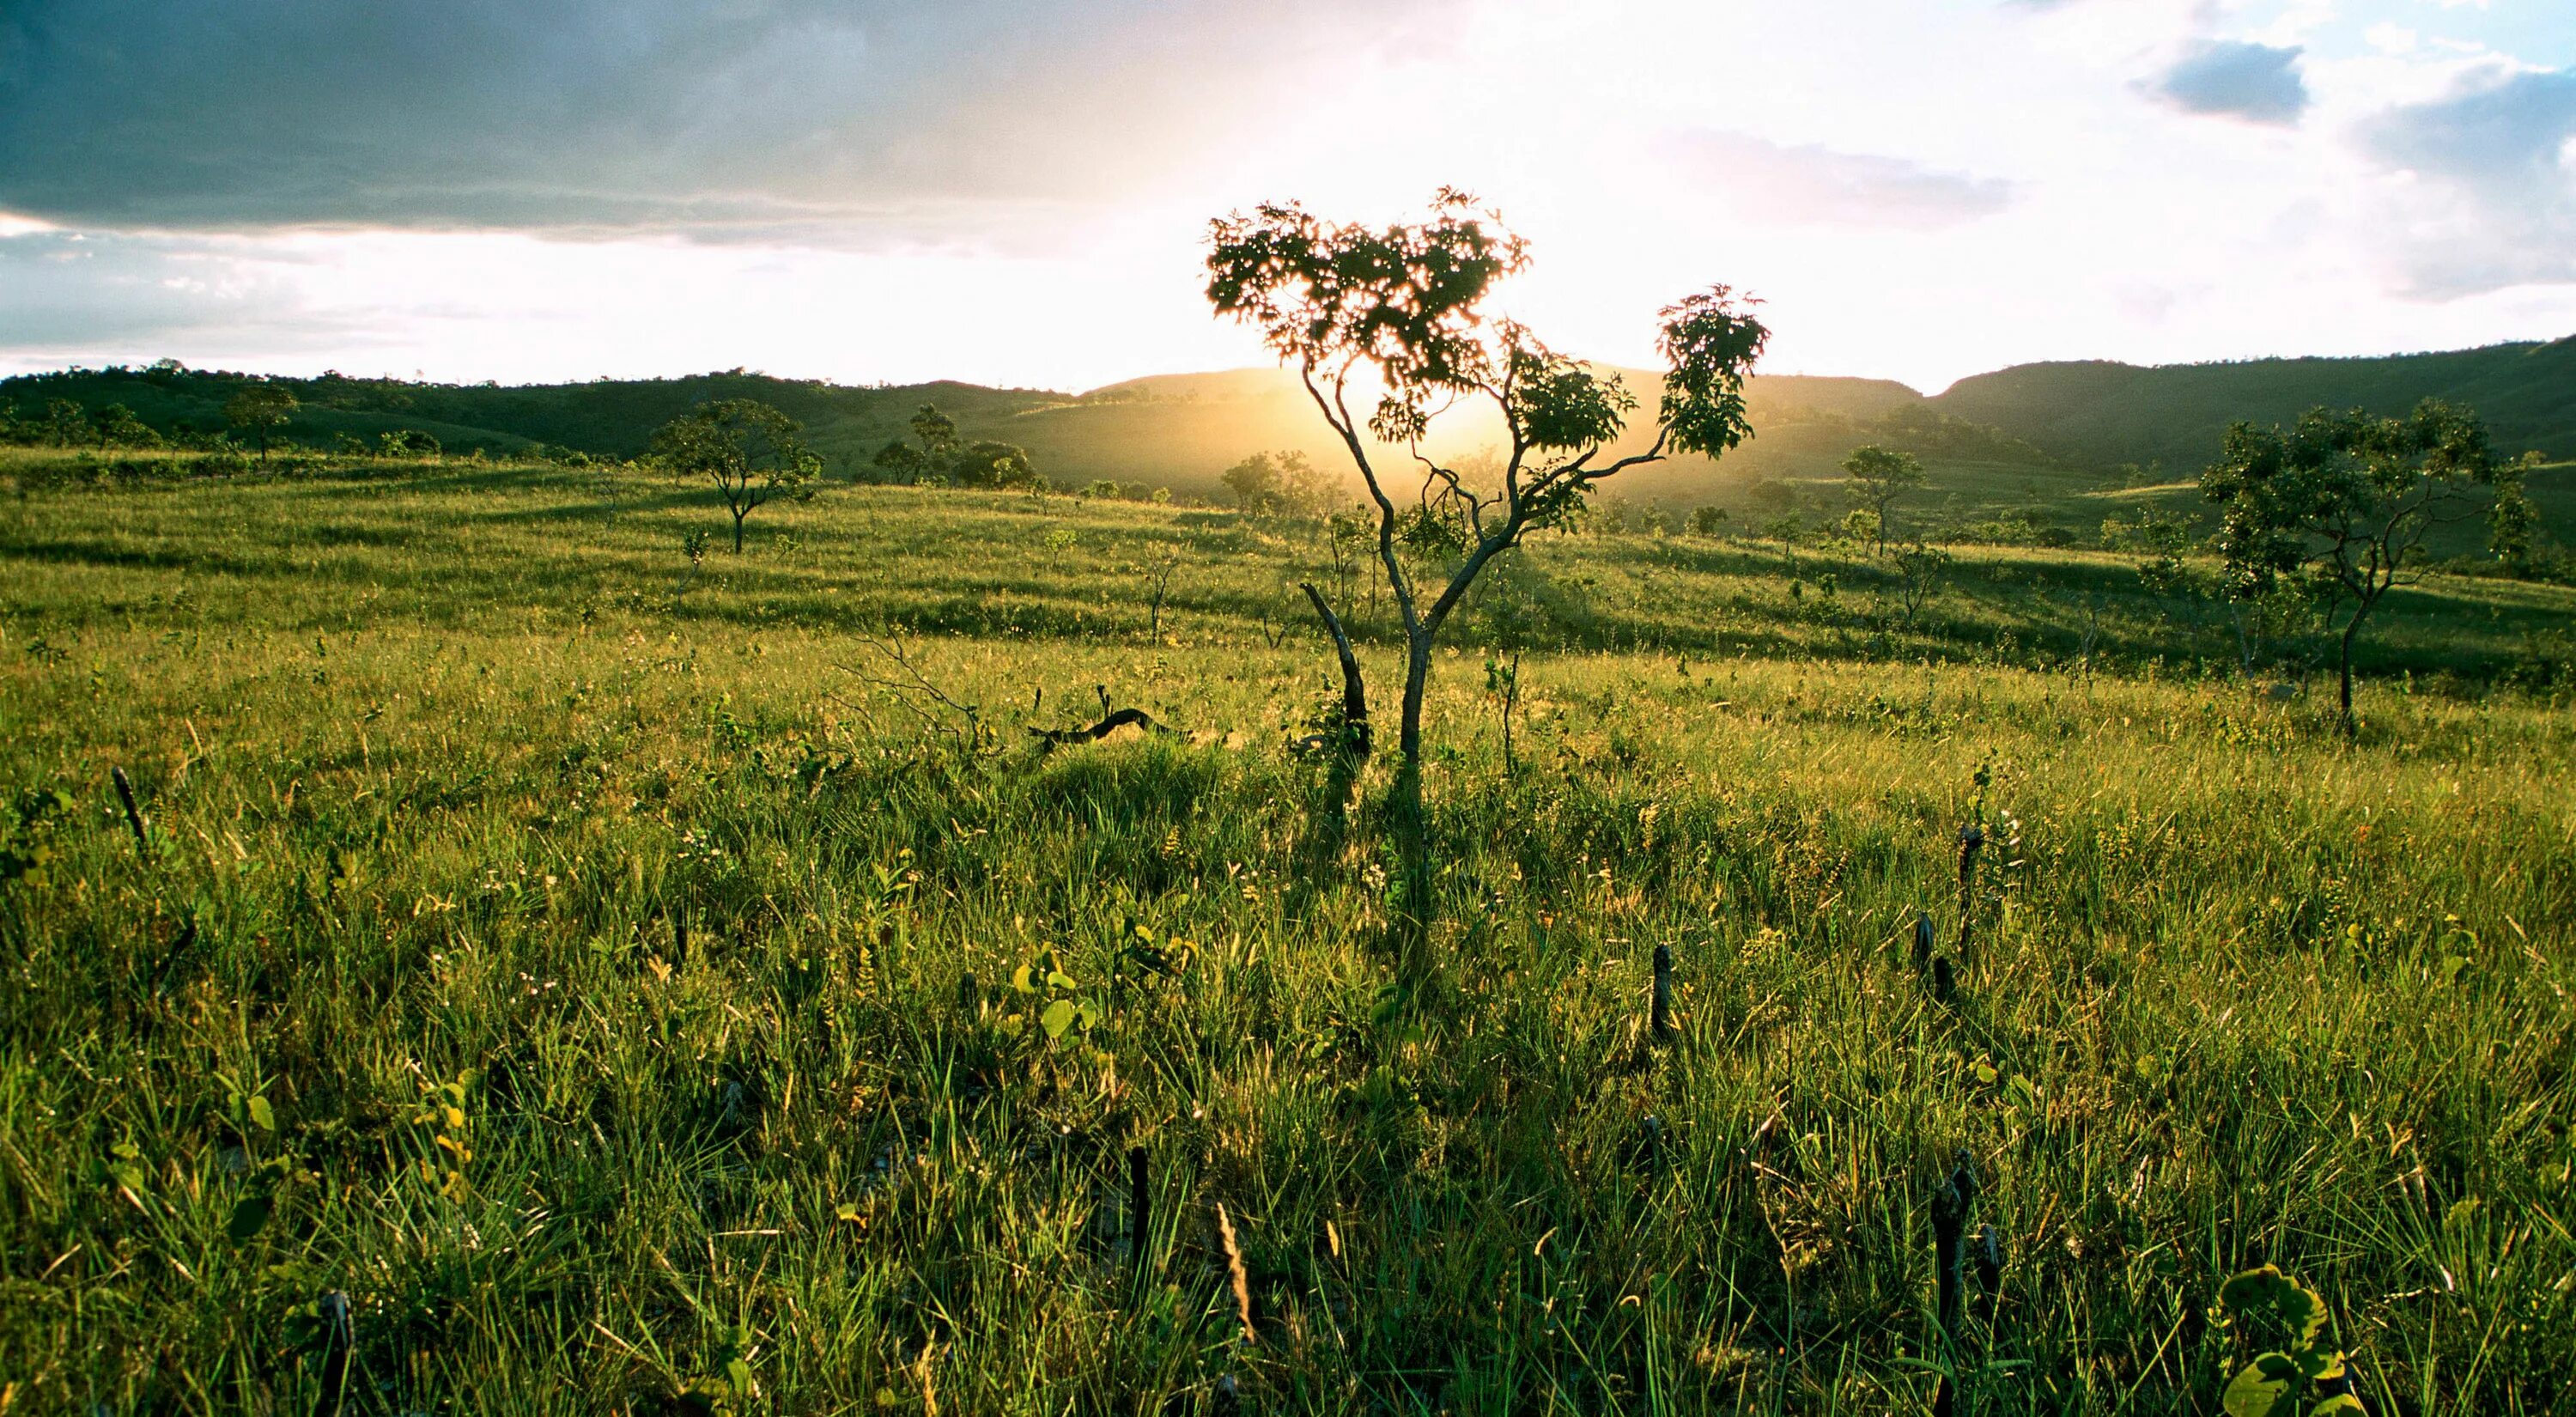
[1221,449,1333,515]
[41,398,88,447]
[1688,504,1730,537]
[1889,541,1951,627]
[1842,443,1925,554]
[652,398,821,552]
[1761,511,1803,569]
[224,385,298,461]
[2202,398,2530,737]
[1206,188,1768,779]
[92,403,156,450]
[871,403,1040,490]
[380,429,442,459]
[909,404,957,453]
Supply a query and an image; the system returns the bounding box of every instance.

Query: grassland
[2,452,2573,1414]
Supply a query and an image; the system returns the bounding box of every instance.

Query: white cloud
[4,0,2575,394]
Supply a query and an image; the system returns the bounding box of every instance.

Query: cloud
[2360,66,2576,295]
[0,0,1458,240]
[1656,131,2016,229]
[2149,40,2311,124]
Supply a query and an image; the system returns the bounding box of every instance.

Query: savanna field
[3,453,2573,1414]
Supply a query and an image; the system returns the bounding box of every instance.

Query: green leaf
[726,1357,755,1395]
[246,1096,276,1134]
[1010,964,1036,994]
[2221,1266,2330,1348]
[1040,999,1077,1038]
[2308,1396,2366,1415]
[226,1192,272,1243]
[2223,1355,2297,1417]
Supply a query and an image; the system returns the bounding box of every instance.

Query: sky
[2,0,2573,394]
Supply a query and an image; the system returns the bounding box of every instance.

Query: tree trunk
[1391,629,1436,936]
[1398,630,1433,769]
[2337,615,2360,740]
[1299,582,1370,757]
[732,508,747,553]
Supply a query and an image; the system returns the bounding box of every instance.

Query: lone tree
[651,398,820,551]
[1206,190,1769,775]
[224,384,298,461]
[1842,443,1924,553]
[2202,398,2530,738]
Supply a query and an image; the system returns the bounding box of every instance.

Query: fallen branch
[1030,685,1176,747]
[1029,707,1170,746]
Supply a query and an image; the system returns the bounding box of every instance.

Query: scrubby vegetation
[2,448,2572,1413]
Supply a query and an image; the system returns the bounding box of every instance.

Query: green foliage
[0,785,74,887]
[91,403,158,451]
[872,402,1039,490]
[2214,1267,2361,1417]
[2203,398,2522,727]
[1843,443,1927,550]
[652,398,821,551]
[1219,448,1335,515]
[222,383,299,459]
[1206,190,1769,763]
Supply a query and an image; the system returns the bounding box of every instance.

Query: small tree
[380,429,442,459]
[2202,398,2529,737]
[41,398,88,448]
[1843,443,1925,554]
[1222,449,1334,515]
[652,398,820,552]
[1890,541,1950,627]
[1206,190,1768,774]
[224,385,298,462]
[93,404,156,450]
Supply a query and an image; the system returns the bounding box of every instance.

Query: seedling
[2212,1266,2366,1416]
[1006,946,1101,1040]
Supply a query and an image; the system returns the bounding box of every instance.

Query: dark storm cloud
[2361,67,2576,295]
[0,0,1455,236]
[1658,131,2015,229]
[2150,40,2310,125]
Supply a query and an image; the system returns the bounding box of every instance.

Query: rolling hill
[7,336,2569,514]
[1927,337,2576,471]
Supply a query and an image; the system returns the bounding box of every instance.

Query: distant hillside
[1930,338,2576,471]
[8,335,2569,507]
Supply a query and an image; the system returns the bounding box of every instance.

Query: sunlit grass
[1,459,2571,1412]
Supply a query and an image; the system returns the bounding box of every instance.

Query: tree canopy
[871,403,1039,490]
[1206,187,1769,762]
[223,384,298,459]
[2202,398,2530,733]
[1841,443,1925,553]
[651,398,820,551]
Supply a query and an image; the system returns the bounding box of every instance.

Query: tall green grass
[1,459,2571,1413]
